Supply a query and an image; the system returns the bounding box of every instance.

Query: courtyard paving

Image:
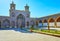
[0,30,60,41]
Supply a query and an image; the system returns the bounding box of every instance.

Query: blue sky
[0,0,60,18]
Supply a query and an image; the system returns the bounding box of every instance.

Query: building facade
[38,13,60,28]
[0,2,32,28]
[0,1,60,29]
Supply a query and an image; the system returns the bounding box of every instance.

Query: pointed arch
[38,20,43,27]
[43,19,48,27]
[48,18,55,27]
[3,19,10,28]
[17,14,25,27]
[56,16,60,27]
[48,18,55,22]
[56,16,60,22]
[17,14,25,19]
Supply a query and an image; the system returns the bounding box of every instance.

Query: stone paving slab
[0,30,60,41]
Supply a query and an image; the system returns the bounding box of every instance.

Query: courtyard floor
[0,30,60,41]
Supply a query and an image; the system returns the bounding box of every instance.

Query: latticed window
[43,19,47,23]
[3,19,10,27]
[17,14,25,27]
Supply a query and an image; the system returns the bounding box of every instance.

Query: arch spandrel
[56,16,60,22]
[43,19,47,23]
[48,18,55,22]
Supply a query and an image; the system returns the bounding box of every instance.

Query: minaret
[9,1,16,18]
[10,1,16,10]
[25,4,29,12]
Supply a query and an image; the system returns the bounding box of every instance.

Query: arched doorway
[43,19,48,27]
[3,19,10,28]
[48,18,55,27]
[38,20,43,27]
[17,14,25,27]
[11,21,15,28]
[36,21,38,26]
[56,17,60,27]
[27,22,29,27]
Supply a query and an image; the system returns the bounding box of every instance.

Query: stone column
[15,21,16,28]
[10,21,12,28]
[25,22,27,28]
[48,21,50,30]
[1,20,4,28]
[55,20,57,28]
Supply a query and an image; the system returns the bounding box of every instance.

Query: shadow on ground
[0,28,31,33]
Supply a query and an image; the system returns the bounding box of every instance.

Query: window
[11,12,15,17]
